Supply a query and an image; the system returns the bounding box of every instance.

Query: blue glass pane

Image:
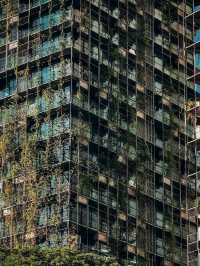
[63,117,70,129]
[194,5,200,11]
[31,17,40,32]
[39,96,46,112]
[194,29,200,42]
[195,85,200,93]
[41,15,49,30]
[41,122,49,139]
[41,67,50,83]
[0,88,9,99]
[8,79,16,94]
[195,54,200,70]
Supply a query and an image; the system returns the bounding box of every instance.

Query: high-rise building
[0,0,199,265]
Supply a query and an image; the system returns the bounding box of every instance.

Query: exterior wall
[0,0,197,265]
[185,1,200,265]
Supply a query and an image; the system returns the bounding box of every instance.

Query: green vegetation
[0,246,119,266]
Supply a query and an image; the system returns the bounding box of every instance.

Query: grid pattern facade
[0,0,198,266]
[185,0,200,265]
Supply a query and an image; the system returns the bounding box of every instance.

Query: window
[31,71,41,87]
[128,222,136,244]
[0,87,9,99]
[8,78,16,95]
[79,205,87,225]
[156,238,164,256]
[156,212,163,227]
[31,17,40,33]
[89,207,97,229]
[40,121,49,139]
[63,116,70,130]
[42,66,50,84]
[63,85,71,102]
[39,95,47,112]
[50,175,57,194]
[9,26,17,42]
[52,91,61,108]
[17,75,28,92]
[50,10,62,25]
[36,150,45,168]
[41,15,49,30]
[100,213,107,232]
[99,188,107,204]
[38,207,47,226]
[128,198,136,216]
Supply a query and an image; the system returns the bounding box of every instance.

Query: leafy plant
[0,246,120,266]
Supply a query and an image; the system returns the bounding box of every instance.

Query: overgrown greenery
[0,246,120,266]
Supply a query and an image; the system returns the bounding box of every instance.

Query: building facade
[0,0,199,265]
[185,1,200,265]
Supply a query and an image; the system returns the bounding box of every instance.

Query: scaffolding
[0,0,196,265]
[184,1,200,265]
